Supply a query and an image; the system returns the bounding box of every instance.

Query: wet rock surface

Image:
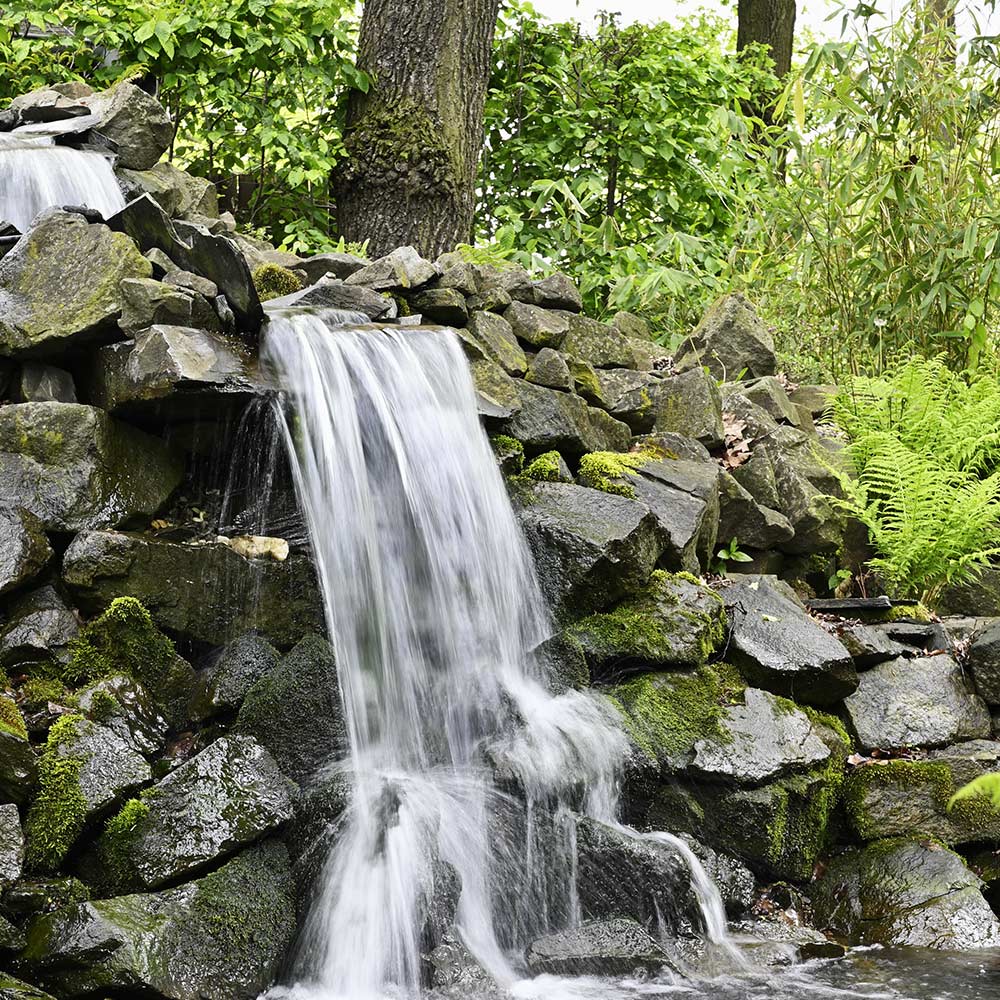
[526,918,673,976]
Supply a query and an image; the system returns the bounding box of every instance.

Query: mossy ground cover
[577,444,670,499]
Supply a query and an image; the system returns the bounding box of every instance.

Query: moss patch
[577,445,667,499]
[19,678,67,713]
[251,263,302,302]
[0,694,28,741]
[99,797,150,890]
[489,434,524,474]
[522,451,565,483]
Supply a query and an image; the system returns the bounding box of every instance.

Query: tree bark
[336,0,501,259]
[737,0,796,80]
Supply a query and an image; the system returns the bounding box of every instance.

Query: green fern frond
[948,772,1000,812]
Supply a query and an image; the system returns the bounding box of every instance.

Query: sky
[531,1,1000,40]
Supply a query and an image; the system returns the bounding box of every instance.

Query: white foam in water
[259,311,736,1000]
[0,129,125,232]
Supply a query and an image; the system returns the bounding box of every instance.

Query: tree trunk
[737,0,796,80]
[336,0,501,259]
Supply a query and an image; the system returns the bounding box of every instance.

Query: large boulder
[0,211,151,358]
[525,919,672,977]
[561,315,634,369]
[189,633,281,718]
[811,838,1000,950]
[718,472,794,550]
[0,403,182,532]
[343,246,436,291]
[0,585,78,669]
[20,840,296,1000]
[845,742,1000,845]
[723,580,858,705]
[503,301,571,348]
[0,509,51,597]
[675,292,776,381]
[87,82,173,170]
[577,368,657,433]
[75,675,169,758]
[236,635,346,783]
[517,483,665,618]
[93,736,293,892]
[649,368,724,447]
[61,530,323,647]
[843,654,991,751]
[117,277,221,335]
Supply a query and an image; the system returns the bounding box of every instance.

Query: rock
[427,933,503,998]
[650,369,725,447]
[517,483,665,618]
[62,530,323,648]
[21,840,295,1000]
[835,622,908,667]
[9,86,90,122]
[94,736,292,892]
[0,803,24,890]
[24,715,150,871]
[680,836,756,918]
[845,742,1000,844]
[789,384,836,418]
[85,325,261,421]
[843,654,991,751]
[966,620,1000,705]
[533,272,582,312]
[939,567,1000,618]
[458,312,527,375]
[525,918,672,977]
[344,246,436,290]
[471,359,521,419]
[690,688,831,784]
[190,633,280,718]
[503,301,571,348]
[575,818,694,934]
[118,163,218,220]
[266,273,394,319]
[296,252,366,283]
[0,509,51,598]
[531,632,590,691]
[118,277,220,334]
[87,82,173,170]
[812,838,1000,950]
[582,368,657,433]
[163,269,218,299]
[0,696,36,805]
[0,975,57,1000]
[0,403,182,532]
[723,580,858,705]
[561,315,634,368]
[735,376,802,426]
[718,473,794,550]
[2,876,90,924]
[475,263,535,304]
[13,364,76,403]
[525,348,572,390]
[237,635,346,783]
[676,292,776,380]
[567,571,724,681]
[0,210,151,358]
[410,287,467,325]
[75,675,169,757]
[610,311,651,341]
[500,380,631,459]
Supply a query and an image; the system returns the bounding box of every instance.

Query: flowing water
[258,308,1000,1000]
[0,127,125,232]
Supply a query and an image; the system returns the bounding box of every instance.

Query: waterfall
[0,129,125,232]
[259,308,734,998]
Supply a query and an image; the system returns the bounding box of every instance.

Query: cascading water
[259,308,732,999]
[0,124,125,232]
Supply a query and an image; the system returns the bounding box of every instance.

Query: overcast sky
[531,1,1000,40]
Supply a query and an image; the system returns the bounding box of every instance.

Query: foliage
[0,0,362,249]
[835,356,1000,603]
[949,773,1000,812]
[713,537,753,576]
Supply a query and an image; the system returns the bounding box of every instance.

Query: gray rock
[0,403,182,532]
[812,838,1000,950]
[190,633,280,718]
[0,803,24,890]
[0,586,78,668]
[561,315,634,368]
[734,376,802,426]
[0,975,56,1000]
[723,580,858,705]
[835,622,908,667]
[344,246,436,291]
[266,274,394,319]
[503,301,571,348]
[237,635,346,784]
[517,483,665,618]
[9,86,90,122]
[1,876,90,924]
[88,82,173,170]
[410,287,467,325]
[95,735,292,892]
[62,530,323,648]
[789,384,836,418]
[75,675,169,758]
[471,359,522,419]
[427,933,504,998]
[0,509,51,598]
[118,277,220,334]
[967,620,1000,705]
[475,263,535,304]
[526,918,672,977]
[86,325,261,421]
[21,840,295,1000]
[525,348,572,390]
[676,292,776,381]
[14,363,76,403]
[650,368,725,447]
[164,269,218,300]
[680,836,756,918]
[691,688,831,784]
[437,259,479,296]
[0,705,36,805]
[844,654,991,751]
[117,162,218,220]
[458,312,526,375]
[533,272,582,312]
[296,252,366,283]
[718,472,794,550]
[610,311,651,340]
[585,368,657,433]
[0,210,151,358]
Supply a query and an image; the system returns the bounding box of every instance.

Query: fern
[835,357,1000,604]
[949,773,1000,812]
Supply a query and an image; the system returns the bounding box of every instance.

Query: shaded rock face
[525,918,672,977]
[0,509,52,598]
[20,840,296,1000]
[966,620,1000,705]
[0,723,36,806]
[189,633,281,718]
[0,211,152,358]
[649,368,724,447]
[0,804,25,891]
[675,292,776,381]
[812,839,1000,950]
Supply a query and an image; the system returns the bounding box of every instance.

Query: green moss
[99,798,150,890]
[875,602,934,623]
[19,678,67,713]
[522,451,564,483]
[64,597,176,689]
[251,263,303,302]
[24,715,87,872]
[489,434,524,474]
[0,694,28,741]
[578,445,668,498]
[87,688,121,724]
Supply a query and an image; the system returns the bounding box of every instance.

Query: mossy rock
[0,697,37,806]
[519,450,572,484]
[251,263,303,302]
[489,434,524,476]
[0,974,58,1000]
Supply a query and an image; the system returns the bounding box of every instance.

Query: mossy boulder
[489,434,524,475]
[675,292,776,381]
[75,675,169,757]
[579,368,657,433]
[189,633,281,719]
[471,358,522,420]
[0,586,78,670]
[0,696,36,805]
[561,315,634,369]
[567,571,724,682]
[236,634,346,783]
[88,81,173,170]
[118,277,221,334]
[0,975,57,1000]
[525,347,572,390]
[519,450,572,484]
[649,368,724,448]
[503,301,571,349]
[459,312,527,375]
[811,838,1000,949]
[0,509,51,598]
[20,839,296,1000]
[117,161,219,219]
[0,403,183,532]
[411,287,468,325]
[0,211,152,358]
[93,735,293,893]
[251,263,303,302]
[966,620,1000,705]
[533,272,583,312]
[844,741,1000,845]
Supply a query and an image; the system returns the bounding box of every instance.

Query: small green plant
[252,263,304,302]
[713,537,753,576]
[949,774,1000,812]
